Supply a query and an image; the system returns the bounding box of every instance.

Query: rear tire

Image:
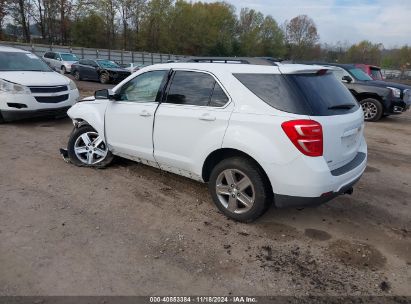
[99,73,110,84]
[60,66,66,74]
[67,125,113,168]
[73,70,82,81]
[208,157,272,222]
[360,98,383,122]
[0,111,4,124]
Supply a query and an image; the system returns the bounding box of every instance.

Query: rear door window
[166,71,228,107]
[234,72,359,116]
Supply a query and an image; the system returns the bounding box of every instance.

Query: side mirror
[342,75,353,83]
[94,89,120,100]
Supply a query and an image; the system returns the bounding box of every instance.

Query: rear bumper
[264,137,367,208]
[1,106,71,121]
[274,176,361,208]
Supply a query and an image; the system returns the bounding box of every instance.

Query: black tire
[73,70,82,81]
[99,72,110,84]
[208,157,272,222]
[60,66,66,74]
[67,125,113,168]
[0,111,4,124]
[360,98,383,122]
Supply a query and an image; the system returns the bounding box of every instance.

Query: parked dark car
[305,63,411,121]
[71,59,131,84]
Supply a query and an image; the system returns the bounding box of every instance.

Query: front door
[153,70,233,179]
[105,70,169,165]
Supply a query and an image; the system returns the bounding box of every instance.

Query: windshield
[0,52,52,72]
[60,53,78,61]
[348,68,373,81]
[97,60,120,69]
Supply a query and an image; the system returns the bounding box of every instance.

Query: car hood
[358,80,411,91]
[0,71,70,86]
[103,68,130,73]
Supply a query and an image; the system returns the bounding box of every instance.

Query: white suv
[0,46,80,122]
[65,62,367,221]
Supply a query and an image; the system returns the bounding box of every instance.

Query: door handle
[199,113,216,121]
[139,110,152,117]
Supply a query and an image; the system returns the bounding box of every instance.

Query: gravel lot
[0,79,410,296]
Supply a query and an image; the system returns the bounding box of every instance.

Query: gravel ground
[0,80,410,296]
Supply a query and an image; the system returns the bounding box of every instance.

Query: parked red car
[355,64,384,80]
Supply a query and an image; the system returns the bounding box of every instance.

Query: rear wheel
[60,66,66,74]
[208,157,272,222]
[360,98,383,121]
[67,125,113,168]
[99,73,109,84]
[0,111,4,123]
[73,70,82,81]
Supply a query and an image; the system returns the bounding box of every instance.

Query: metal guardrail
[0,41,187,65]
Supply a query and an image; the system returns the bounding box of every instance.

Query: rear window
[370,68,383,80]
[234,72,359,116]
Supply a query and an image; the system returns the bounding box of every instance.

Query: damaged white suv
[64,62,367,222]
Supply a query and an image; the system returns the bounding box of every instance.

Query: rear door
[153,70,233,179]
[105,70,168,164]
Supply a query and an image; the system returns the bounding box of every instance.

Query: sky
[201,0,411,48]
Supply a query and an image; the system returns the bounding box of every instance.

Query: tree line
[0,0,410,69]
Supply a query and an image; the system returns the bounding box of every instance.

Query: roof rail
[184,57,279,66]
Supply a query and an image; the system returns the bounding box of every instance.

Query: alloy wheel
[362,102,378,120]
[74,131,108,165]
[215,169,255,214]
[74,71,80,80]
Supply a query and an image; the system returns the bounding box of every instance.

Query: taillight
[281,120,323,157]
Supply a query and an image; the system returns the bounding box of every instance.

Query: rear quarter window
[234,72,359,116]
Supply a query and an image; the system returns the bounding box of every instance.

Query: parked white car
[43,51,79,74]
[65,62,367,221]
[0,46,80,122]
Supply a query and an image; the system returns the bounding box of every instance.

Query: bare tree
[9,0,32,42]
[284,15,319,59]
[117,0,132,49]
[0,0,10,39]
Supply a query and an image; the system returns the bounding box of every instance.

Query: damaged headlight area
[0,78,31,94]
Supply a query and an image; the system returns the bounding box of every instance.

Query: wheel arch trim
[201,148,273,193]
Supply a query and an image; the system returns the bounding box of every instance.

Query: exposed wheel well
[356,93,383,103]
[202,148,272,191]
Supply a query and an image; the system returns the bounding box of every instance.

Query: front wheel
[67,125,113,168]
[208,157,272,222]
[360,98,383,121]
[60,66,66,74]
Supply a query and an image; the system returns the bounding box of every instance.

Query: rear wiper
[328,104,355,110]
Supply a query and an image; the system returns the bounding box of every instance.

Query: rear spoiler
[278,65,331,75]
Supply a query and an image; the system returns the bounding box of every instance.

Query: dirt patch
[327,240,387,270]
[0,86,410,296]
[304,228,332,241]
